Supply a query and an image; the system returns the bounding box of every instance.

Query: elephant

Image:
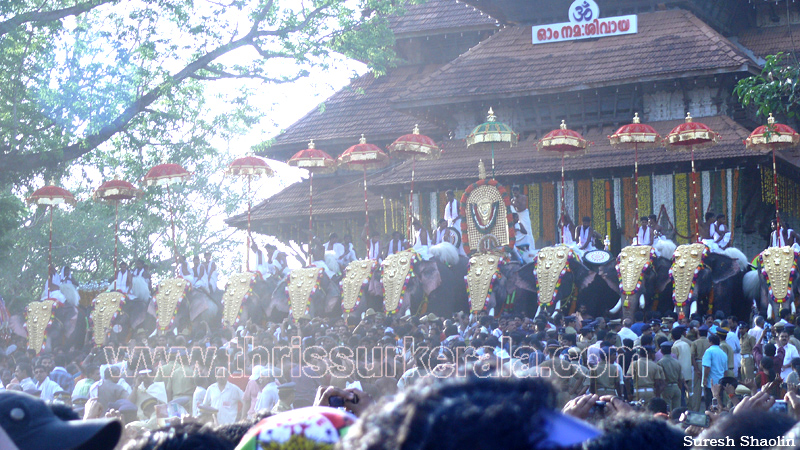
[608,244,674,320]
[10,300,87,353]
[269,268,342,320]
[146,279,222,334]
[669,244,748,319]
[744,246,800,320]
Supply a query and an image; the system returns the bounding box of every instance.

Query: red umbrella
[388,125,441,240]
[93,177,141,272]
[226,155,275,271]
[609,113,663,229]
[338,135,389,236]
[745,113,800,241]
[537,120,592,233]
[665,113,719,241]
[288,140,336,262]
[27,181,76,270]
[143,163,191,263]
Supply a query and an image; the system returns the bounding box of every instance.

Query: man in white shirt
[635,216,652,246]
[671,326,693,406]
[778,329,800,380]
[14,364,36,392]
[34,364,62,401]
[749,316,765,341]
[255,378,279,413]
[444,190,461,229]
[324,233,345,259]
[201,368,244,425]
[617,318,638,344]
[433,219,448,245]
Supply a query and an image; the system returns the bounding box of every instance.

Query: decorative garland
[340,259,377,314]
[222,272,260,327]
[464,253,506,312]
[533,246,577,306]
[759,248,799,304]
[89,292,126,347]
[592,179,605,236]
[24,300,57,354]
[469,201,500,234]
[459,178,516,254]
[616,246,656,307]
[674,173,690,244]
[153,278,191,333]
[577,179,592,223]
[669,244,709,309]
[542,182,556,244]
[528,184,541,242]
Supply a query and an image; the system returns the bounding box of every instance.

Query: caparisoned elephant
[670,244,747,319]
[744,246,800,320]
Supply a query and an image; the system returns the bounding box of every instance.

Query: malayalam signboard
[532,0,637,45]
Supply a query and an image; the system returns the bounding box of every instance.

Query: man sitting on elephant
[40,264,66,304]
[131,259,151,301]
[59,264,80,307]
[110,261,133,299]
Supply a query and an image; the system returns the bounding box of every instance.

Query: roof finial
[308,139,315,149]
[768,113,775,126]
[560,120,567,130]
[685,112,693,123]
[412,124,420,135]
[487,108,496,122]
[633,112,640,124]
[359,134,366,144]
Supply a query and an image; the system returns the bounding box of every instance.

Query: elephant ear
[653,257,673,293]
[571,258,596,290]
[705,253,741,284]
[417,260,443,296]
[514,262,537,293]
[597,261,621,294]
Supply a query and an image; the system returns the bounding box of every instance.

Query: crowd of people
[3,299,800,449]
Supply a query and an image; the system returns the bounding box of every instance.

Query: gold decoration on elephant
[464,184,509,251]
[25,301,55,353]
[618,246,654,294]
[154,278,189,332]
[671,243,707,305]
[535,245,571,306]
[222,272,257,327]
[287,268,322,321]
[381,251,415,314]
[467,252,502,312]
[341,260,376,313]
[760,246,797,302]
[91,292,125,346]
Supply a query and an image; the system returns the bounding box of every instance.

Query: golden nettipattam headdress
[533,245,577,306]
[759,246,799,304]
[466,252,504,312]
[381,250,417,314]
[222,272,259,327]
[670,243,709,309]
[25,301,56,354]
[460,168,515,254]
[616,245,656,306]
[153,278,190,333]
[341,260,377,314]
[91,292,125,346]
[287,268,323,321]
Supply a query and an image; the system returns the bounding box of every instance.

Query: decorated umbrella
[536,120,592,229]
[665,113,719,241]
[225,154,275,271]
[466,108,518,178]
[288,140,337,262]
[93,177,141,273]
[337,135,389,236]
[608,113,663,228]
[143,163,191,263]
[387,125,441,240]
[27,181,76,270]
[744,113,800,241]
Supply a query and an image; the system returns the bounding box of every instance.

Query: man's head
[705,211,715,222]
[716,214,726,225]
[328,232,338,243]
[33,365,48,383]
[204,251,211,261]
[512,186,520,195]
[437,218,447,230]
[639,216,648,226]
[780,330,791,347]
[119,261,128,271]
[709,334,721,346]
[582,216,591,226]
[446,190,454,201]
[15,364,31,381]
[192,255,200,266]
[39,355,53,373]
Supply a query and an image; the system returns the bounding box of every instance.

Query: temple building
[228,0,800,258]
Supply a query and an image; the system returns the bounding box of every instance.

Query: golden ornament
[341,260,375,313]
[287,268,322,320]
[222,272,257,327]
[671,243,706,304]
[91,292,125,346]
[154,278,189,331]
[536,245,570,306]
[761,246,796,302]
[467,252,501,312]
[381,251,415,313]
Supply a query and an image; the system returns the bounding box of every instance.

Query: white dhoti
[414,244,431,261]
[702,239,722,254]
[312,261,336,279]
[517,211,533,245]
[131,276,150,301]
[60,282,80,307]
[42,288,67,304]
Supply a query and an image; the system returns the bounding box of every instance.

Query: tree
[0,0,416,186]
[734,52,800,120]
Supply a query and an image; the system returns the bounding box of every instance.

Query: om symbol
[569,0,598,24]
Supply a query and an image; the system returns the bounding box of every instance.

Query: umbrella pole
[48,206,53,270]
[491,142,495,179]
[168,184,177,264]
[560,153,566,216]
[691,148,700,241]
[114,202,119,274]
[634,143,639,222]
[247,175,251,272]
[309,172,313,264]
[408,157,415,241]
[772,145,782,240]
[363,166,369,237]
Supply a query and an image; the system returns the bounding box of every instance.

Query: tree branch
[0,0,111,37]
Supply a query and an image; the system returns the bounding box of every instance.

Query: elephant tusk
[555,300,561,311]
[768,303,773,320]
[639,294,645,310]
[610,298,622,314]
[793,302,797,315]
[536,304,543,318]
[690,302,697,317]
[489,307,495,316]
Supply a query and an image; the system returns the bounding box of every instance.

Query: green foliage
[735,52,800,119]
